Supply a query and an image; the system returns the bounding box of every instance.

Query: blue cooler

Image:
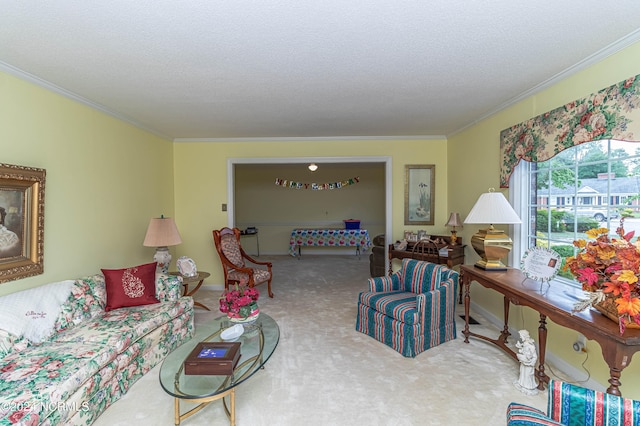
[344,220,361,229]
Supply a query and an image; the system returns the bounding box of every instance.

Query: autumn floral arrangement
[219,284,260,318]
[565,218,640,333]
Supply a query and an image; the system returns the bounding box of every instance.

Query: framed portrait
[404,165,435,225]
[0,163,46,284]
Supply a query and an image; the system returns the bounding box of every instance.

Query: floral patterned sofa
[0,271,194,425]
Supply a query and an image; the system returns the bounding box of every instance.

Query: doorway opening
[226,156,392,267]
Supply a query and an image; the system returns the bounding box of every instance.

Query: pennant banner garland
[275,176,360,190]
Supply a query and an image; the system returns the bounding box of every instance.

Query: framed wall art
[0,163,46,284]
[404,165,435,225]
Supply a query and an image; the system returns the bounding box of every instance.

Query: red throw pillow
[102,262,159,311]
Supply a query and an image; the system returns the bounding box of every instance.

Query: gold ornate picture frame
[404,165,435,226]
[0,163,46,283]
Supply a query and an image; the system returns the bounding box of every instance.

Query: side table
[169,271,211,311]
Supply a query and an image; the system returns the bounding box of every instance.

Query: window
[511,140,640,282]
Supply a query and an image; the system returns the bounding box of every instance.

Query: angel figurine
[514,329,538,395]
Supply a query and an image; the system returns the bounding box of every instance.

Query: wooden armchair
[213,227,274,298]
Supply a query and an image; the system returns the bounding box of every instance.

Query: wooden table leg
[502,296,511,343]
[536,314,549,390]
[600,346,634,396]
[608,368,623,396]
[463,273,471,343]
[183,279,211,311]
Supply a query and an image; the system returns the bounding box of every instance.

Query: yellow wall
[449,40,640,398]
[173,138,449,283]
[0,71,176,296]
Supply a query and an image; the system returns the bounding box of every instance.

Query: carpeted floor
[93,255,551,426]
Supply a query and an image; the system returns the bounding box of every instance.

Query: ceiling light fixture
[308,163,318,172]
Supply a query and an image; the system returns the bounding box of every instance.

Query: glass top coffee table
[159,313,279,425]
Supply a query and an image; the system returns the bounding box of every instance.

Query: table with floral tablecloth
[289,229,372,257]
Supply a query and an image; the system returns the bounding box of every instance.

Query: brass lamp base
[470,225,512,271]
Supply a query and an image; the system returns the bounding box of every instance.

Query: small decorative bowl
[221,324,244,342]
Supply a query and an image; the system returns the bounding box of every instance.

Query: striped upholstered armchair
[507,379,640,425]
[355,259,458,357]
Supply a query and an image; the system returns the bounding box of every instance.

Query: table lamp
[464,189,521,270]
[143,216,182,274]
[445,212,463,245]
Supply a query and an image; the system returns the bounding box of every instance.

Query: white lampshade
[464,191,521,225]
[143,216,182,274]
[464,190,520,270]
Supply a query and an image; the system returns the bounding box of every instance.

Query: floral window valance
[499,74,640,188]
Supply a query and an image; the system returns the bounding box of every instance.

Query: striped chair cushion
[400,259,445,293]
[506,403,563,425]
[358,291,418,325]
[547,380,640,426]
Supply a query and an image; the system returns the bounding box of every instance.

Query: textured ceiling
[1,1,640,140]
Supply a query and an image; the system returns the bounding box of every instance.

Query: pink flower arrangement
[219,285,260,317]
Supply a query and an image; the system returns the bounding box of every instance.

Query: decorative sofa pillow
[102,262,160,311]
[0,280,75,344]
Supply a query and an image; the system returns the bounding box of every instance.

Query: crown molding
[173,135,446,142]
[0,61,172,140]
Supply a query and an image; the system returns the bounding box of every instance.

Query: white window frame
[510,139,637,288]
[511,160,579,287]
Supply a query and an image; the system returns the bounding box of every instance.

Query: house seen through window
[513,139,640,283]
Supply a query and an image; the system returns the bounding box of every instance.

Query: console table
[460,264,640,396]
[288,228,372,257]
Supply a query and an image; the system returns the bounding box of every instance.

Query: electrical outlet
[573,333,587,353]
[222,204,227,212]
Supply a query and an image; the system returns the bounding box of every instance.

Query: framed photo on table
[0,163,46,284]
[520,247,561,284]
[405,165,435,225]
